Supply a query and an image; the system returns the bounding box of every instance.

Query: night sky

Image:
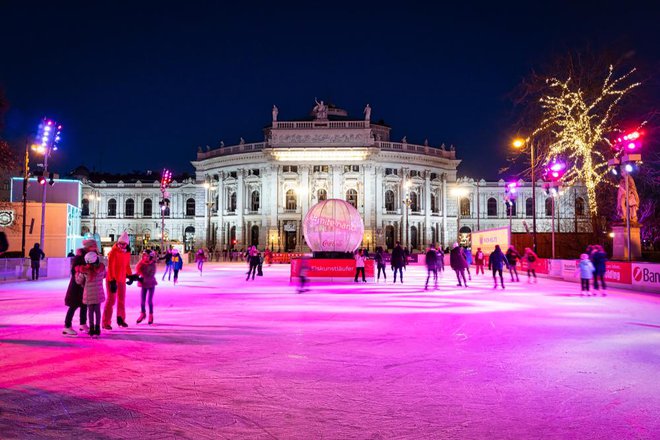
[1,2,658,180]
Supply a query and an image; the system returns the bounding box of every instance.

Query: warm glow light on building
[272,148,368,162]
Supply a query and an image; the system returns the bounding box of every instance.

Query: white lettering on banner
[605,269,621,282]
[632,263,660,291]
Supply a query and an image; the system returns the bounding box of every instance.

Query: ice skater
[474,247,485,276]
[391,242,405,283]
[171,248,183,284]
[160,247,173,281]
[488,244,509,289]
[354,249,366,283]
[76,251,106,338]
[590,245,607,295]
[374,247,386,282]
[195,248,207,276]
[136,250,158,324]
[505,245,521,282]
[463,246,473,281]
[450,242,468,288]
[297,256,310,293]
[246,246,260,281]
[424,243,439,290]
[102,232,132,330]
[29,243,45,280]
[578,253,595,295]
[522,247,538,283]
[62,239,97,336]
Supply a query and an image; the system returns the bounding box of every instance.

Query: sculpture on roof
[364,104,371,121]
[272,105,278,122]
[402,136,407,143]
[314,98,328,120]
[239,137,245,145]
[220,141,225,148]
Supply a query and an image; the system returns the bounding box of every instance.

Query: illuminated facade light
[272,148,368,162]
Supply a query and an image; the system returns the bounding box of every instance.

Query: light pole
[21,139,30,258]
[451,186,469,246]
[159,169,172,252]
[33,118,62,252]
[403,180,412,250]
[203,179,213,249]
[513,138,537,253]
[543,159,566,260]
[505,181,517,235]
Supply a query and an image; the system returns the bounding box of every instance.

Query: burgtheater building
[80,102,591,252]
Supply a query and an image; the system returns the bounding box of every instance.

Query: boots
[148,314,154,325]
[117,317,128,328]
[136,312,146,324]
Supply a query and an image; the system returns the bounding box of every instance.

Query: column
[375,166,383,241]
[332,165,342,199]
[424,170,431,246]
[442,173,448,248]
[217,173,224,251]
[363,165,373,228]
[236,169,244,248]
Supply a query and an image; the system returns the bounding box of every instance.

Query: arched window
[385,190,395,211]
[251,225,259,246]
[430,193,438,213]
[545,197,553,216]
[346,189,358,208]
[107,199,117,217]
[575,197,585,217]
[161,198,170,217]
[410,226,418,249]
[285,189,297,210]
[487,197,497,217]
[230,225,236,248]
[525,198,534,217]
[317,189,327,201]
[251,191,260,212]
[385,225,395,249]
[409,192,418,212]
[460,197,470,216]
[143,198,152,217]
[81,199,90,216]
[507,200,517,217]
[229,192,237,212]
[184,226,195,251]
[125,198,135,217]
[186,198,195,216]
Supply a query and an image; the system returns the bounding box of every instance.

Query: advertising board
[471,227,510,256]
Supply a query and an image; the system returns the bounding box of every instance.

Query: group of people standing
[577,245,608,296]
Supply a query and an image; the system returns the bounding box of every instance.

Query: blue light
[624,164,633,172]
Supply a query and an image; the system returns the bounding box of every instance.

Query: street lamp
[403,180,412,250]
[505,181,518,234]
[543,159,567,259]
[33,118,62,252]
[159,169,172,252]
[451,186,469,245]
[513,137,537,254]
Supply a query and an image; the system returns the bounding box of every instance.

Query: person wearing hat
[135,250,158,324]
[62,239,97,336]
[170,248,183,284]
[449,242,469,288]
[102,231,133,330]
[76,250,106,337]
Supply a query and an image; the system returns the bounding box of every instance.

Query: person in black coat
[28,243,46,280]
[489,244,510,289]
[424,244,439,290]
[391,242,405,284]
[374,247,386,282]
[590,245,608,293]
[449,242,469,288]
[63,239,98,335]
[505,245,521,282]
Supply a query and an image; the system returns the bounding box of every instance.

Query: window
[575,197,585,216]
[460,197,470,216]
[229,171,238,179]
[286,189,297,210]
[313,165,329,173]
[385,168,398,176]
[487,197,497,217]
[184,226,195,252]
[125,198,135,217]
[431,194,438,213]
[409,192,419,212]
[411,226,418,249]
[107,199,117,217]
[249,169,260,176]
[251,190,260,211]
[251,225,259,246]
[507,200,517,216]
[317,189,327,201]
[525,198,534,217]
[346,189,358,208]
[186,198,195,216]
[82,199,90,216]
[545,197,553,216]
[143,199,152,217]
[410,170,419,178]
[430,172,438,180]
[283,165,298,173]
[385,190,395,211]
[229,192,237,212]
[344,165,359,173]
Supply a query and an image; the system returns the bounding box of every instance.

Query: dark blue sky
[1,1,658,179]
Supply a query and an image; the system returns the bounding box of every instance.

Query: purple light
[550,162,566,172]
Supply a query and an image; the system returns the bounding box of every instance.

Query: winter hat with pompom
[84,252,99,264]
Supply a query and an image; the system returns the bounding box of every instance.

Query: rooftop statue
[364,104,371,121]
[239,137,245,145]
[314,98,328,120]
[272,105,278,122]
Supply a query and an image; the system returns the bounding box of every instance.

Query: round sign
[303,199,364,253]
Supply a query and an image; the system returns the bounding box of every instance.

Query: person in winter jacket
[578,253,595,295]
[374,247,386,282]
[354,249,367,283]
[590,245,607,293]
[160,248,173,281]
[62,239,97,336]
[463,247,473,281]
[424,244,439,290]
[102,232,132,330]
[76,251,106,337]
[195,248,207,276]
[171,248,184,284]
[522,247,539,283]
[390,242,405,283]
[505,246,522,282]
[488,244,509,289]
[28,243,46,280]
[246,246,261,281]
[474,247,485,276]
[136,250,158,324]
[450,242,469,288]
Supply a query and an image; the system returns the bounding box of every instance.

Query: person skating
[102,232,132,330]
[354,249,367,283]
[450,242,468,288]
[522,247,539,283]
[374,247,386,282]
[578,253,595,296]
[75,251,106,338]
[436,247,445,274]
[246,246,260,281]
[474,247,485,276]
[488,244,509,289]
[463,246,473,281]
[505,245,521,282]
[171,248,183,284]
[62,239,97,336]
[391,242,405,283]
[136,250,158,324]
[160,248,173,281]
[590,245,607,295]
[195,248,207,276]
[28,243,45,280]
[424,243,439,290]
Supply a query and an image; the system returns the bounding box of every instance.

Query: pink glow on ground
[1,263,659,438]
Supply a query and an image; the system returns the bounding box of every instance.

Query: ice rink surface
[1,262,659,439]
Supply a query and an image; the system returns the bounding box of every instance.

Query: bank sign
[632,263,660,292]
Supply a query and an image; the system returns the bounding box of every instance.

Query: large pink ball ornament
[303,199,364,253]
